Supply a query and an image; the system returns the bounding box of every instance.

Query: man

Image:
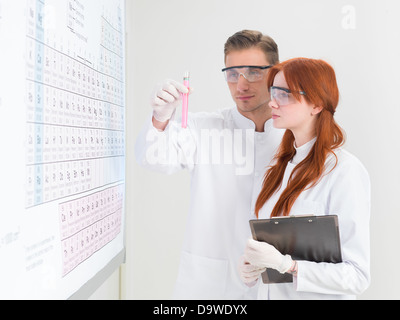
[135,30,284,299]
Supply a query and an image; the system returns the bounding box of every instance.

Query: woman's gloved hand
[244,239,293,274]
[238,255,266,286]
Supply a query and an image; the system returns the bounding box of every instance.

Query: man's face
[224,48,271,115]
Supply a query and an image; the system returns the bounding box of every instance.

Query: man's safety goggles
[270,86,306,106]
[222,65,272,83]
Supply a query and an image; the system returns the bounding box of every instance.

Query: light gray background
[108,0,399,300]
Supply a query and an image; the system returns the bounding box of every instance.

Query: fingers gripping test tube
[182,71,190,128]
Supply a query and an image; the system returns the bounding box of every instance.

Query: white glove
[244,239,293,274]
[238,255,266,286]
[150,79,190,122]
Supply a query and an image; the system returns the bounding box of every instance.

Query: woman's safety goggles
[270,86,306,106]
[222,65,272,83]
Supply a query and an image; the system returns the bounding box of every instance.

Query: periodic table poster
[0,0,125,299]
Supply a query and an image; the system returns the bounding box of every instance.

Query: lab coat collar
[232,107,274,133]
[291,137,317,165]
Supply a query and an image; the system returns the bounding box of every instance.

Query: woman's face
[269,71,322,142]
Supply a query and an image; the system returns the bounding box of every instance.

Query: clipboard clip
[271,214,315,224]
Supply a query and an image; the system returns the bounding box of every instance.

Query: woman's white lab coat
[135,107,284,299]
[256,138,371,300]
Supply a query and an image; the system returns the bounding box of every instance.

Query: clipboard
[249,215,342,284]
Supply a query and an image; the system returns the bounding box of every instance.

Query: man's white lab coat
[135,107,284,299]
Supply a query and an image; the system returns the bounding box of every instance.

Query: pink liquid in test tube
[182,71,190,128]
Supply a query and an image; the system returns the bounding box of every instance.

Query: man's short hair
[224,30,279,65]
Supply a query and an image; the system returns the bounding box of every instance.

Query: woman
[239,58,371,300]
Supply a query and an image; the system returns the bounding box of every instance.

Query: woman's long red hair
[255,58,345,217]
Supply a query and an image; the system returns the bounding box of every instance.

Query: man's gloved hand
[238,255,266,286]
[244,239,293,274]
[151,79,190,122]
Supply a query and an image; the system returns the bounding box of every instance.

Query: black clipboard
[249,215,342,284]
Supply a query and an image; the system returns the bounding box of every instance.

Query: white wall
[116,0,400,300]
[88,269,120,300]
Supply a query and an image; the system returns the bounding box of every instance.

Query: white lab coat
[256,138,371,300]
[135,107,284,299]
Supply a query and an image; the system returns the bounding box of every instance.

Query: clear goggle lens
[270,86,306,106]
[222,65,271,83]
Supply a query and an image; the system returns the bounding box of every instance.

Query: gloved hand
[238,255,266,286]
[150,79,190,122]
[244,239,293,274]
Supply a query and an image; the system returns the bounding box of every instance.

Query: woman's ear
[311,105,323,116]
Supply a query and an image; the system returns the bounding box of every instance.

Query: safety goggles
[222,65,272,83]
[270,86,306,106]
